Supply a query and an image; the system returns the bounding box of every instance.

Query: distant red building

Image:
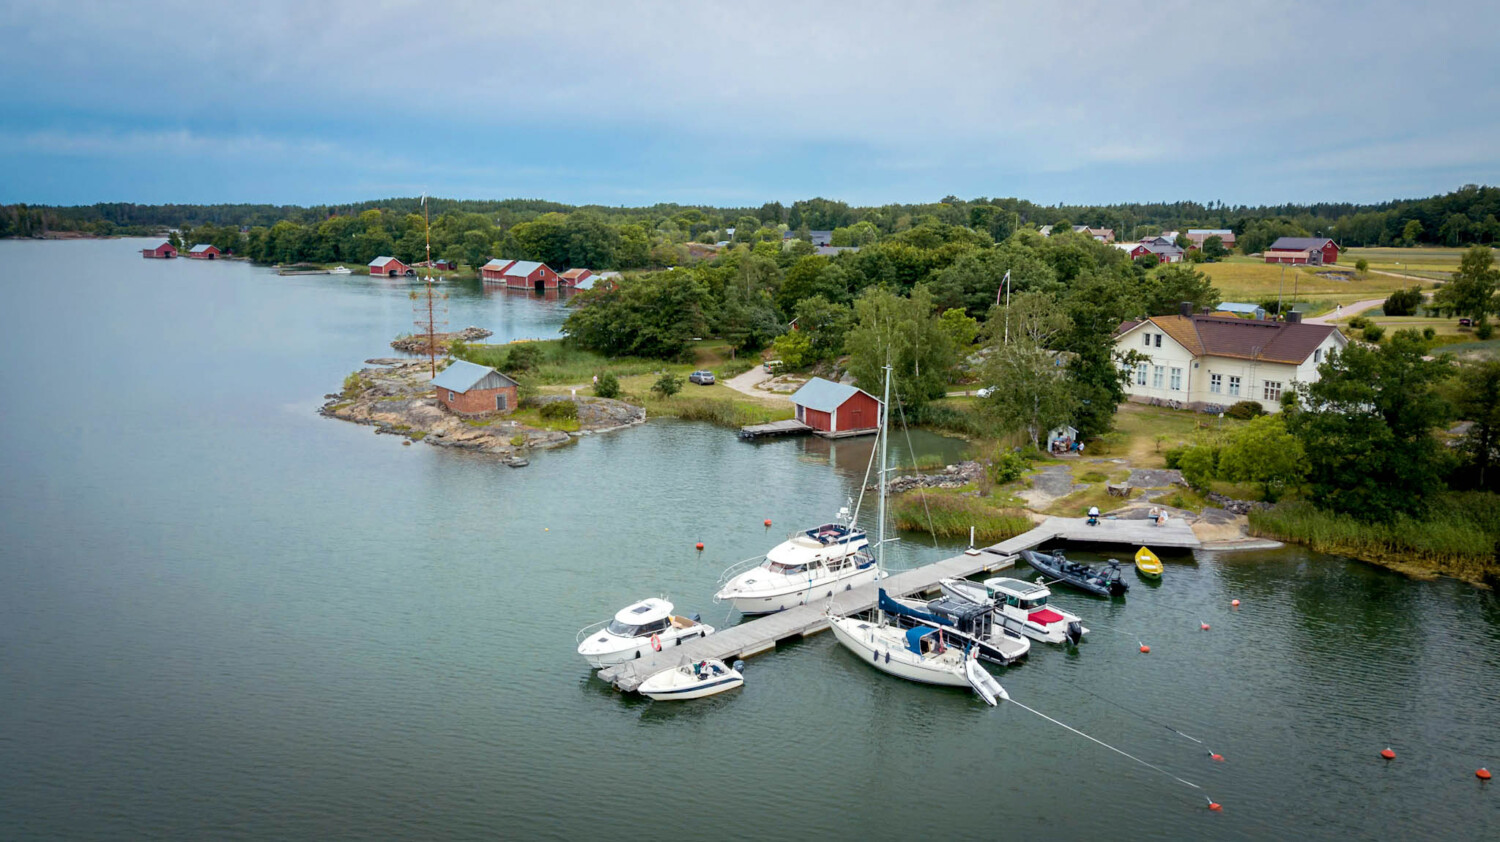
[142,240,177,259]
[481,259,561,291]
[790,377,882,437]
[559,268,593,289]
[1268,237,1338,265]
[369,256,414,276]
[188,244,220,259]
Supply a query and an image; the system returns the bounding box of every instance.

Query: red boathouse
[142,240,177,259]
[790,377,882,438]
[188,244,220,259]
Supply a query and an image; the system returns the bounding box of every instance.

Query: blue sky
[2,0,1497,208]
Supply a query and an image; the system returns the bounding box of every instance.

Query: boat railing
[575,619,610,646]
[713,554,769,594]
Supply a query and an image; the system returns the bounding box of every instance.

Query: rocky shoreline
[320,359,645,459]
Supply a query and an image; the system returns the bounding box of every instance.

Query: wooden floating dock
[597,515,1200,691]
[738,419,812,439]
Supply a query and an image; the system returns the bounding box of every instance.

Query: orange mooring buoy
[764,519,772,527]
[1231,599,1241,607]
[1478,768,1492,780]
[1381,748,1396,760]
[695,542,704,551]
[1207,799,1223,812]
[1209,752,1224,762]
[1201,622,1211,631]
[1139,643,1151,654]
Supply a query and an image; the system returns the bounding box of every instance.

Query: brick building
[430,360,520,415]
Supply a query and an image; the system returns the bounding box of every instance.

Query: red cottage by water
[142,240,177,259]
[188,244,220,259]
[790,377,882,438]
[369,256,414,277]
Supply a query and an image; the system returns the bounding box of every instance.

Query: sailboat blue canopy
[880,589,951,627]
[904,626,939,654]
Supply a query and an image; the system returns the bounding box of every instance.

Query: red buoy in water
[1209,752,1224,762]
[1380,748,1396,760]
[764,519,772,527]
[695,542,704,551]
[1207,800,1223,812]
[1231,599,1241,607]
[1478,768,1492,780]
[1139,643,1151,654]
[1201,622,1211,631]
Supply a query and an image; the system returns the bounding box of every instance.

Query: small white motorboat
[639,658,744,701]
[939,576,1088,645]
[714,505,881,615]
[329,265,352,275]
[576,598,715,669]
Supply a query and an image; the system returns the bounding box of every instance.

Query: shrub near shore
[1248,496,1499,583]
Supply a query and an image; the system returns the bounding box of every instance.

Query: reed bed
[1248,499,1498,582]
[890,494,1033,543]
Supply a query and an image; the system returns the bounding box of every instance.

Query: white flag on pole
[996,269,1011,306]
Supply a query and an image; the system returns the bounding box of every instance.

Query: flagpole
[1001,269,1012,345]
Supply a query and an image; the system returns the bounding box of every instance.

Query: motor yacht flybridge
[714,505,881,615]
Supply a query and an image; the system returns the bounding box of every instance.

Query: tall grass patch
[890,493,1033,543]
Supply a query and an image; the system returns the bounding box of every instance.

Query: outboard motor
[732,660,746,673]
[1065,621,1083,646]
[688,612,702,623]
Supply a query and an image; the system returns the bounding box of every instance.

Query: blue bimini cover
[879,589,952,628]
[905,626,939,654]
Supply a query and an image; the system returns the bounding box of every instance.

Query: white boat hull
[639,660,744,701]
[578,625,715,669]
[939,577,1088,645]
[725,565,881,615]
[828,616,969,688]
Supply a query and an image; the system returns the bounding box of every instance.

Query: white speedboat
[639,658,744,701]
[714,507,881,615]
[576,598,715,669]
[882,590,1031,664]
[939,576,1088,645]
[329,265,352,275]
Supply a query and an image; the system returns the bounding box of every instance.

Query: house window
[1152,366,1164,388]
[1142,333,1151,347]
[449,390,457,401]
[1264,381,1282,402]
[1170,367,1182,390]
[1313,349,1322,363]
[1135,363,1147,386]
[1210,373,1222,393]
[1154,334,1162,348]
[496,393,508,411]
[1228,376,1240,397]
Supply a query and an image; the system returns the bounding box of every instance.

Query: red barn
[1269,237,1338,265]
[492,260,561,291]
[1264,249,1313,265]
[188,244,220,259]
[369,256,414,276]
[790,377,882,438]
[559,268,593,289]
[142,240,177,259]
[430,360,520,415]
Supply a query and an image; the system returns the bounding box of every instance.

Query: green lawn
[1200,259,1429,309]
[1342,246,1489,282]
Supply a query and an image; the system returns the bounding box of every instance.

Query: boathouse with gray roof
[790,377,881,437]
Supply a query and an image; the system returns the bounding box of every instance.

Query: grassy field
[1199,258,1428,309]
[1108,402,1245,467]
[1342,246,1493,282]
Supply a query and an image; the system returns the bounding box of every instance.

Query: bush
[1422,326,1436,340]
[1179,445,1217,490]
[506,343,543,371]
[1089,432,1127,455]
[988,450,1028,484]
[651,372,683,398]
[594,372,620,399]
[1348,316,1369,329]
[1163,446,1188,469]
[1362,324,1385,342]
[1355,257,1369,276]
[1383,286,1423,317]
[1225,400,1266,420]
[539,401,578,420]
[1478,319,1495,340]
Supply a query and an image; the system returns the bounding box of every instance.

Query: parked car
[975,386,996,398]
[1459,318,1473,327]
[689,370,716,385]
[763,360,784,374]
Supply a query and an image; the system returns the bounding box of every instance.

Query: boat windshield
[768,561,814,575]
[606,617,668,637]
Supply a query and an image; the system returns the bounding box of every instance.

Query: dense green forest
[3,185,1499,267]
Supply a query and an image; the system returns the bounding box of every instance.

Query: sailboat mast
[876,361,891,567]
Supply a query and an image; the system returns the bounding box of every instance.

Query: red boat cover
[1029,608,1065,625]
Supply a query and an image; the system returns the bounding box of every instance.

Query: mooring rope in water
[1044,672,1209,747]
[1008,696,1204,792]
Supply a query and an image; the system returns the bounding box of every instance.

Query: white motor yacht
[329,265,352,275]
[714,508,881,615]
[576,598,715,669]
[939,577,1088,645]
[639,658,744,701]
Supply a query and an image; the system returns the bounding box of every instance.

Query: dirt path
[1304,297,1387,325]
[722,367,791,404]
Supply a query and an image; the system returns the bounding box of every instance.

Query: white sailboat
[825,362,1008,704]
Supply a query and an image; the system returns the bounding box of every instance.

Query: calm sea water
[0,239,1495,840]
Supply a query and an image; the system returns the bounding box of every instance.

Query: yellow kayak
[1134,547,1163,579]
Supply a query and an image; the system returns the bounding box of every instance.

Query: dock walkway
[738,419,811,439]
[597,515,1199,691]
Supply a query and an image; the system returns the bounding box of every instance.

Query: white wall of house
[1116,323,1346,413]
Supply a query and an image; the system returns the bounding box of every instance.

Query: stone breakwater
[885,461,986,493]
[320,360,645,458]
[390,326,493,354]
